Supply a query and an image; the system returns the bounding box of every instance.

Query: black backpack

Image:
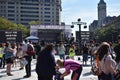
[54,71,64,80]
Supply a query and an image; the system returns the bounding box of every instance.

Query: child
[56,59,82,80]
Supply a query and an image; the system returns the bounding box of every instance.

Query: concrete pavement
[0,55,98,80]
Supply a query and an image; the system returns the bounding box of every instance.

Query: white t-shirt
[99,54,116,74]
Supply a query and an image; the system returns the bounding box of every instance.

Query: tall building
[89,0,118,40]
[97,0,107,27]
[0,0,62,26]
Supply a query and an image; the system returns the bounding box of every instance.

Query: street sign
[72,22,86,25]
[0,30,23,43]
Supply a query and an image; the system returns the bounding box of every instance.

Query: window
[8,10,15,12]
[44,19,50,22]
[45,15,50,18]
[8,6,15,8]
[21,11,38,13]
[8,2,14,4]
[45,0,50,2]
[44,4,50,6]
[44,8,50,10]
[8,14,14,16]
[45,23,50,25]
[8,18,14,20]
[21,3,38,6]
[45,12,50,14]
[21,15,38,17]
[21,7,38,9]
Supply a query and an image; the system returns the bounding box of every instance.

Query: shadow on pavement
[82,64,91,67]
[12,77,24,80]
[0,70,6,73]
[31,69,35,72]
[82,71,92,76]
[0,74,8,78]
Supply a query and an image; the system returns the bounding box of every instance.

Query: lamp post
[71,18,87,54]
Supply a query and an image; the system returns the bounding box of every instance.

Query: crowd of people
[0,35,120,80]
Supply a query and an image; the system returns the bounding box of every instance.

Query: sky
[61,0,120,32]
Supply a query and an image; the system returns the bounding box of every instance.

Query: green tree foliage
[0,17,29,38]
[94,24,119,42]
[29,21,41,25]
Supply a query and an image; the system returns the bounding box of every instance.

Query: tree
[0,17,29,38]
[94,24,119,42]
[29,21,41,25]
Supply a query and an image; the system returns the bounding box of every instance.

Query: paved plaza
[0,55,98,80]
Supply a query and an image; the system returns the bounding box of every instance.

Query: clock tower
[98,0,107,27]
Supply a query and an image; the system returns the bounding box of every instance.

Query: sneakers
[23,75,31,78]
[19,67,24,70]
[7,73,13,76]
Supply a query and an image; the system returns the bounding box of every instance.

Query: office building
[0,0,62,26]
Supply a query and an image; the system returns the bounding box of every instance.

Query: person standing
[57,42,66,60]
[16,43,24,70]
[69,44,76,59]
[0,43,5,68]
[0,44,3,68]
[4,42,14,76]
[114,35,120,64]
[33,42,41,59]
[82,44,89,65]
[11,43,17,67]
[36,44,56,80]
[22,40,33,78]
[40,40,46,51]
[91,43,99,65]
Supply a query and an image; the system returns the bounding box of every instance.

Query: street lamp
[71,18,87,54]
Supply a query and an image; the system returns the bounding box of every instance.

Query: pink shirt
[64,59,81,73]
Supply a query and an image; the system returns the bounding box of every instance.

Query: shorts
[6,57,14,64]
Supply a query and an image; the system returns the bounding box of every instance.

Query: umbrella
[26,36,39,40]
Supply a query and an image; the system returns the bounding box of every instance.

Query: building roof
[98,0,106,5]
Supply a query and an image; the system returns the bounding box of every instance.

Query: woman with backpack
[95,42,118,80]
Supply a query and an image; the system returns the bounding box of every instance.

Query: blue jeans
[59,54,65,60]
[98,72,114,80]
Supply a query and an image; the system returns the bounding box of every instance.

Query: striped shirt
[64,59,81,73]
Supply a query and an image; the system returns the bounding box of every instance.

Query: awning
[25,36,39,40]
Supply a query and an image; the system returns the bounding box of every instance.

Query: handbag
[91,56,100,75]
[91,60,100,75]
[22,58,28,66]
[54,70,64,80]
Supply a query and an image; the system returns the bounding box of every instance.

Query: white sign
[31,25,65,30]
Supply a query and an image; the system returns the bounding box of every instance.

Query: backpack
[91,57,100,75]
[27,44,35,56]
[91,60,99,75]
[54,70,64,80]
